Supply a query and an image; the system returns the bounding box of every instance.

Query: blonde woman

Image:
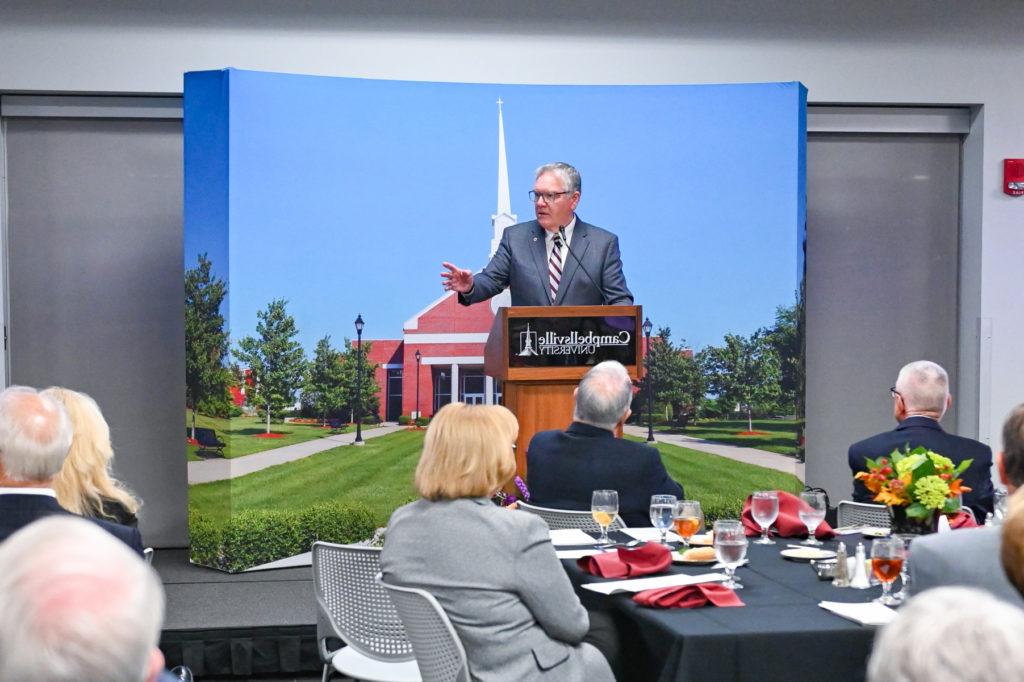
[43,387,141,527]
[380,403,615,682]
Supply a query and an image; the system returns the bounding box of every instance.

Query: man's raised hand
[441,262,474,294]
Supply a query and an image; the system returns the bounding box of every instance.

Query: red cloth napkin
[949,509,978,529]
[633,582,745,608]
[577,542,671,578]
[741,490,836,539]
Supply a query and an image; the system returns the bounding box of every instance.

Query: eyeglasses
[890,386,901,399]
[528,190,569,204]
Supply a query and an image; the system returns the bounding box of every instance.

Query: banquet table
[562,538,887,682]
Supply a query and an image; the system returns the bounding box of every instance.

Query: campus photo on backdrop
[184,69,807,571]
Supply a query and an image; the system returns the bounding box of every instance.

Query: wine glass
[892,534,916,603]
[798,490,828,546]
[751,490,779,545]
[170,666,194,682]
[591,490,619,546]
[713,519,748,589]
[649,494,678,545]
[871,536,905,606]
[674,500,704,549]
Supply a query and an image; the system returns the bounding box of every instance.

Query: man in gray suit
[441,162,633,306]
[909,403,1024,605]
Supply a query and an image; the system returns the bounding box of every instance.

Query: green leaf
[953,458,974,476]
[905,502,931,520]
[942,498,960,514]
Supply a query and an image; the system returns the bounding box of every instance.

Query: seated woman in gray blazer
[380,403,615,682]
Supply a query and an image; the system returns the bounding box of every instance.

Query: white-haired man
[526,360,683,526]
[0,385,143,553]
[848,360,994,518]
[909,404,1024,605]
[0,516,175,682]
[442,162,633,307]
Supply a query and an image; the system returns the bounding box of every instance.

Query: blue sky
[185,70,804,355]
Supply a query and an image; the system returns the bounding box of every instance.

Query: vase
[888,506,936,535]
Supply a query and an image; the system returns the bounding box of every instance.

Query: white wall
[2,0,1022,461]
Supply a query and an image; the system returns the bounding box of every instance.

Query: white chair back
[517,500,628,532]
[378,577,470,682]
[836,500,891,528]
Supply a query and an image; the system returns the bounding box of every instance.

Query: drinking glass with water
[649,495,678,546]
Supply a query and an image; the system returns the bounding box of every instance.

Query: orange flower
[856,471,883,494]
[948,479,971,497]
[875,488,908,506]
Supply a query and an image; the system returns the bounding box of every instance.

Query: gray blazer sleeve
[512,513,590,644]
[599,234,633,305]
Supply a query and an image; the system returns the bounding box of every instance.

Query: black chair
[193,427,226,456]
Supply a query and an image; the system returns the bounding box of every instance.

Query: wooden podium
[484,305,643,476]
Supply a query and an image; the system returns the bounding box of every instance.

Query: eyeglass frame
[890,386,902,399]
[528,190,570,204]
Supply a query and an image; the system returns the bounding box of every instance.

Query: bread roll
[680,546,716,562]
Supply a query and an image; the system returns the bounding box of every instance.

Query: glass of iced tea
[674,500,704,548]
[870,536,905,605]
[591,490,619,546]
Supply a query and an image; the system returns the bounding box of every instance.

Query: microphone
[558,225,602,299]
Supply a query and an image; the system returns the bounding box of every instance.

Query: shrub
[397,415,411,425]
[414,416,429,427]
[189,501,377,573]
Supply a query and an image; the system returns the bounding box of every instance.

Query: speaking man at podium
[442,162,634,306]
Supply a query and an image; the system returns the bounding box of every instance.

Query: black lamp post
[354,314,364,445]
[642,316,655,442]
[414,349,422,422]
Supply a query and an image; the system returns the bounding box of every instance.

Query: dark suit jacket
[459,218,633,307]
[0,493,145,556]
[526,422,684,527]
[848,416,994,518]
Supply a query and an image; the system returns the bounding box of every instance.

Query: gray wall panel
[5,118,186,546]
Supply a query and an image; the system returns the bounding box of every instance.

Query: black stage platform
[155,549,329,681]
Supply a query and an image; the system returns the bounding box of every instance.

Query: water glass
[674,500,704,548]
[870,536,905,606]
[649,494,678,546]
[798,490,828,546]
[713,519,748,589]
[170,666,194,682]
[994,489,1010,524]
[892,534,916,603]
[591,490,619,546]
[751,490,779,545]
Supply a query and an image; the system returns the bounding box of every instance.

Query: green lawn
[655,418,801,457]
[190,430,802,528]
[185,413,363,461]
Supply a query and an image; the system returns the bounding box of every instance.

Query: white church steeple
[490,98,517,258]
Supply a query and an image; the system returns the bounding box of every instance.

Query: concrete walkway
[187,424,406,484]
[623,425,805,482]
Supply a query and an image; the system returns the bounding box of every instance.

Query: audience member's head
[0,516,166,682]
[415,403,519,501]
[1000,488,1024,598]
[867,586,1024,682]
[43,387,141,520]
[999,403,1024,494]
[0,385,73,484]
[573,360,633,431]
[892,360,950,421]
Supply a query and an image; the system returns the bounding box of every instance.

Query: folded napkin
[577,542,671,578]
[634,582,744,609]
[741,490,836,540]
[819,600,897,626]
[949,509,978,530]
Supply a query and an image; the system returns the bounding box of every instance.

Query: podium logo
[519,328,632,357]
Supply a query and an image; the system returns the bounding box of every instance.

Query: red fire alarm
[1006,159,1024,196]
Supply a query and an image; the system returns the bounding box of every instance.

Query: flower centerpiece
[855,446,972,534]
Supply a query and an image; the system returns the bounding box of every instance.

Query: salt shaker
[849,542,872,589]
[832,542,850,587]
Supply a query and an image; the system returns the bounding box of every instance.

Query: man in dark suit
[442,162,633,307]
[526,360,683,527]
[0,385,144,554]
[848,360,994,519]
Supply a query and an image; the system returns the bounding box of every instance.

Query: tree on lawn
[338,339,381,424]
[641,327,704,424]
[304,335,346,426]
[698,331,781,431]
[232,299,307,433]
[185,254,231,438]
[765,302,802,416]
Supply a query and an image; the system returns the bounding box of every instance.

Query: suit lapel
[555,220,590,305]
[528,222,553,305]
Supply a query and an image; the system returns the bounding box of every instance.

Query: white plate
[781,547,837,562]
[861,527,891,537]
[673,554,717,566]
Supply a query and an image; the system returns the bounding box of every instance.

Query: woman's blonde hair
[415,402,518,501]
[43,387,140,520]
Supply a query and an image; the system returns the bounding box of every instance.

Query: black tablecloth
[563,539,885,682]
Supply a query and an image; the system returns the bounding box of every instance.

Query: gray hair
[574,361,633,430]
[0,516,165,682]
[867,586,1024,682]
[0,385,73,482]
[894,360,949,417]
[535,162,581,195]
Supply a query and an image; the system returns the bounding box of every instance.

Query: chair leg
[321,662,332,682]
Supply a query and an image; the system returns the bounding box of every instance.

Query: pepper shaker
[833,542,850,587]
